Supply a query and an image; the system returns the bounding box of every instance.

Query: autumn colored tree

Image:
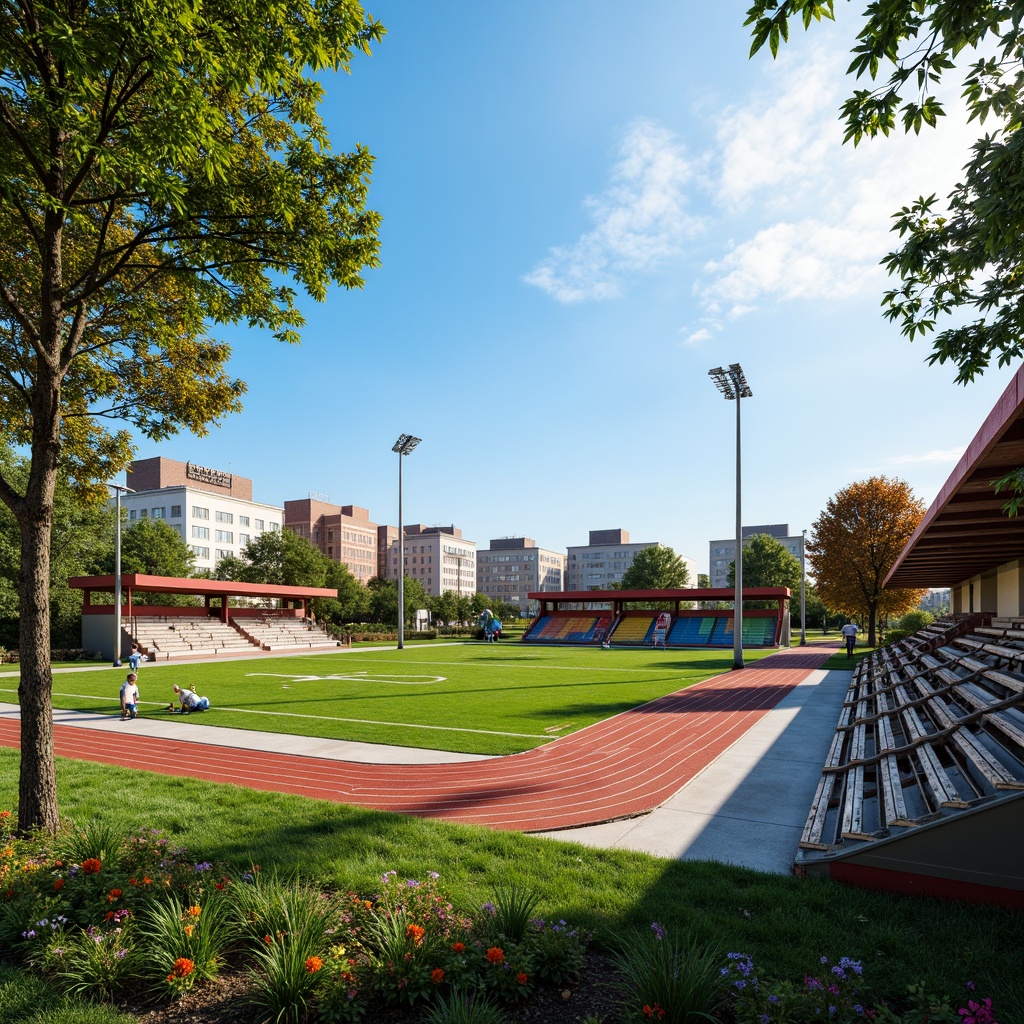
[807,477,927,646]
[1,0,383,832]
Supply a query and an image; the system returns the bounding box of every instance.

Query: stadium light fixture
[392,434,421,649]
[708,363,752,670]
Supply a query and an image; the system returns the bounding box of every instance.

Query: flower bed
[0,811,1002,1023]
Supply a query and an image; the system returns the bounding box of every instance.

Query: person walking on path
[841,621,859,658]
[120,672,140,720]
[127,643,143,672]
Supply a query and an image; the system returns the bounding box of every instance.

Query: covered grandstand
[522,587,791,648]
[794,364,1024,906]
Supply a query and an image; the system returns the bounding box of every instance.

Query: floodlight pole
[109,484,134,666]
[392,434,421,650]
[800,528,807,646]
[708,363,752,670]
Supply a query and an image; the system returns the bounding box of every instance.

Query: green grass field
[0,643,781,755]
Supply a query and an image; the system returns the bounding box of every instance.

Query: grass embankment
[0,748,1021,1020]
[1,645,778,756]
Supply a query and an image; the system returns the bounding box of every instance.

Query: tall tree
[107,518,195,580]
[746,4,1024,510]
[619,545,690,590]
[241,529,327,589]
[807,476,927,646]
[1,0,383,831]
[366,576,427,627]
[726,533,802,592]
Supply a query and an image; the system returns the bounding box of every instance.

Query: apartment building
[565,529,654,590]
[476,537,566,616]
[708,523,804,589]
[283,499,378,583]
[122,457,282,574]
[385,524,476,597]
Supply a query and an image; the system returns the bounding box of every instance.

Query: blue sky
[128,2,1015,574]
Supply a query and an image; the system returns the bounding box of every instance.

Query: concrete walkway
[1,645,849,874]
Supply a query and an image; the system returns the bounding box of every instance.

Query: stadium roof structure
[69,574,337,617]
[528,587,791,603]
[886,363,1024,589]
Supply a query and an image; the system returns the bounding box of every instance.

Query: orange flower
[431,968,445,984]
[81,858,102,875]
[183,924,194,937]
[452,942,465,953]
[486,947,504,965]
[263,934,273,945]
[186,905,201,918]
[107,888,123,902]
[517,972,528,985]
[104,911,114,921]
[304,956,323,973]
[643,1005,666,1020]
[0,810,10,819]
[405,923,425,945]
[168,957,194,980]
[53,878,64,891]
[142,877,152,885]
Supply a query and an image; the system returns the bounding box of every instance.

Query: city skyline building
[283,498,378,583]
[476,537,566,616]
[385,524,477,597]
[121,457,283,574]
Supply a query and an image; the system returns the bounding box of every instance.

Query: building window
[269,522,279,531]
[215,549,232,560]
[190,545,209,559]
[151,507,165,519]
[255,519,264,531]
[139,508,148,518]
[170,505,181,518]
[128,509,137,521]
[192,526,209,539]
[239,533,250,547]
[215,530,233,543]
[239,515,250,527]
[215,511,233,523]
[192,506,209,520]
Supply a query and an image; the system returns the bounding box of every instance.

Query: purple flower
[405,879,420,888]
[194,861,212,872]
[115,948,127,960]
[482,902,496,916]
[428,871,439,880]
[650,921,665,941]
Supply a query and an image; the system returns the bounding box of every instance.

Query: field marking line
[0,688,552,740]
[245,672,445,685]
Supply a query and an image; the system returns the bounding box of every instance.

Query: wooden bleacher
[798,615,1024,856]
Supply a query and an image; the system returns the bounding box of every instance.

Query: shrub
[613,923,722,1024]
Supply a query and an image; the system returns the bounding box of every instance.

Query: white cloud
[698,40,980,318]
[886,447,966,467]
[681,327,712,346]
[524,119,701,303]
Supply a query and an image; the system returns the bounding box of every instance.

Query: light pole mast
[709,363,752,670]
[392,434,421,650]
[109,484,134,667]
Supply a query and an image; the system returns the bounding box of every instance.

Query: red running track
[0,647,834,832]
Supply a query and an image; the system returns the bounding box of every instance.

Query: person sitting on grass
[171,684,210,714]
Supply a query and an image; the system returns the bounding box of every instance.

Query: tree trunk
[16,355,63,834]
[866,601,878,648]
[17,487,59,834]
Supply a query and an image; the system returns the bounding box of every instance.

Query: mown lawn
[0,644,779,755]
